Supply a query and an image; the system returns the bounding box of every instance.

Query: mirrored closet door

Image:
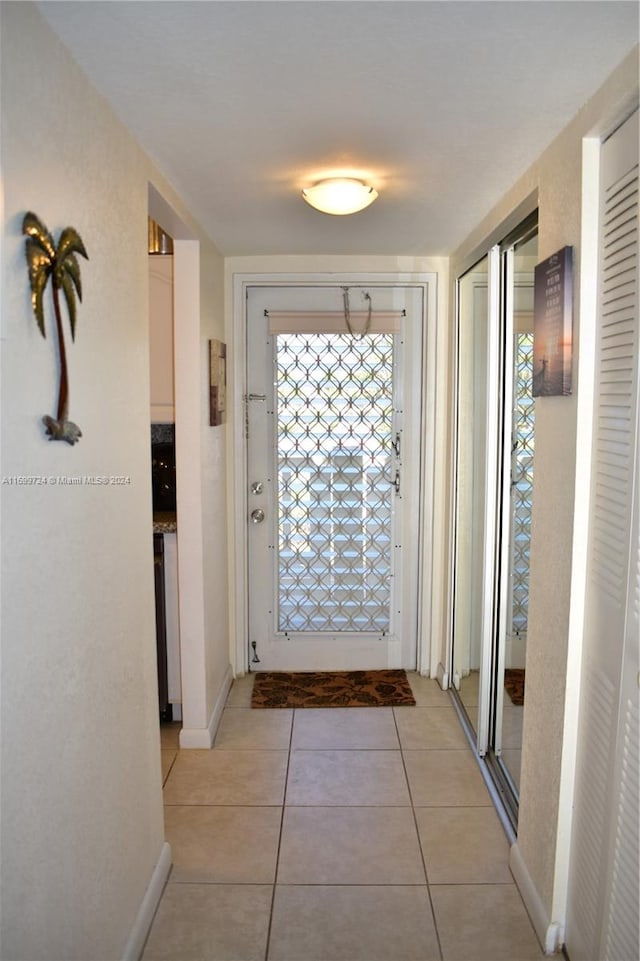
[451,254,490,738]
[451,214,538,826]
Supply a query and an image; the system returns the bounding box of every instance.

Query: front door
[246,284,424,671]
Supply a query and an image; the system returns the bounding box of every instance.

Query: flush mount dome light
[301,178,378,215]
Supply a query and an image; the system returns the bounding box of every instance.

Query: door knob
[250,508,265,524]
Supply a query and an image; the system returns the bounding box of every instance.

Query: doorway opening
[148,184,214,748]
[234,275,437,676]
[148,217,180,724]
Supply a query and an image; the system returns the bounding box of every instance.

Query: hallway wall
[448,46,639,947]
[0,4,227,958]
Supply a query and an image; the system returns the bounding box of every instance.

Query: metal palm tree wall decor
[22,212,89,445]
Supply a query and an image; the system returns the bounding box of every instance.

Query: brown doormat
[251,669,416,709]
[504,668,525,706]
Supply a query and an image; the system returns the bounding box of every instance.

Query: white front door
[246,284,424,671]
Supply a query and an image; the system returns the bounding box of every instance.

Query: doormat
[504,669,525,706]
[251,669,416,709]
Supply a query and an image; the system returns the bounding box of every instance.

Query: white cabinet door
[163,532,181,706]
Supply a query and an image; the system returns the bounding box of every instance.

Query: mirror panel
[452,255,489,735]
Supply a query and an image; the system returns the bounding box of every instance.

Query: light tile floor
[145,673,545,961]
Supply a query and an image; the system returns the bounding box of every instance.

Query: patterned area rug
[504,668,525,706]
[251,669,416,708]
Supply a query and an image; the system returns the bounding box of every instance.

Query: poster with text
[533,246,573,397]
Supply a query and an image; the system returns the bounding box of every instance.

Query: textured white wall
[0,3,227,958]
[449,46,639,926]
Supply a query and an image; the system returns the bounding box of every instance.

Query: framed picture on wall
[532,246,573,397]
[209,339,227,426]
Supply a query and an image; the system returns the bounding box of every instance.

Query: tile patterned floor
[144,673,545,961]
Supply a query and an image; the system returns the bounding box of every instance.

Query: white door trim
[229,271,438,677]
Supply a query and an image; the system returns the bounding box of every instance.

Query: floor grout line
[263,705,295,961]
[393,693,445,961]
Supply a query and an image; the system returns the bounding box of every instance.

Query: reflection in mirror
[452,256,489,736]
[496,230,538,794]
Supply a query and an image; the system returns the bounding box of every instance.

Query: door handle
[385,470,401,495]
[250,508,265,524]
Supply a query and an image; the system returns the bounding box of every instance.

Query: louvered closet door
[565,109,639,961]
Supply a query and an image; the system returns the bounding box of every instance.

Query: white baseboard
[122,841,172,961]
[510,842,562,955]
[179,664,233,749]
[436,661,449,691]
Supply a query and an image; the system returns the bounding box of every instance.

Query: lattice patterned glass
[276,333,394,632]
[511,332,535,634]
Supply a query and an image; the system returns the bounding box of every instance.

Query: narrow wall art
[23,212,89,444]
[209,338,227,426]
[532,245,573,397]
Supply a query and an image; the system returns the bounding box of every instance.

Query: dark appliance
[153,532,171,721]
[151,441,176,513]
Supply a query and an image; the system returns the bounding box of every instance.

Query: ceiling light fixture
[301,178,378,216]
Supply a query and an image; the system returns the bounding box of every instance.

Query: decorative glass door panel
[246,285,424,672]
[277,333,394,633]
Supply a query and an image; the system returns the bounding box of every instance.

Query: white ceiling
[38,1,638,257]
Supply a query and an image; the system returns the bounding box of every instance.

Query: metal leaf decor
[22,212,89,444]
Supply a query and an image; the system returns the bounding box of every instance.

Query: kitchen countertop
[153,512,177,534]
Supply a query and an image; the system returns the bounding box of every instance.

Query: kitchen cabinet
[149,254,174,422]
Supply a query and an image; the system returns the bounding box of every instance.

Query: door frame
[229,271,438,676]
[149,184,212,746]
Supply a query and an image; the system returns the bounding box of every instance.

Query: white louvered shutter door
[566,109,639,961]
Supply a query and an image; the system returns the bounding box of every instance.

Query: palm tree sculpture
[23,212,89,445]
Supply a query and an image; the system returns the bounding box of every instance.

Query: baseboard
[179,664,233,749]
[436,661,449,691]
[510,842,562,955]
[121,841,172,961]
